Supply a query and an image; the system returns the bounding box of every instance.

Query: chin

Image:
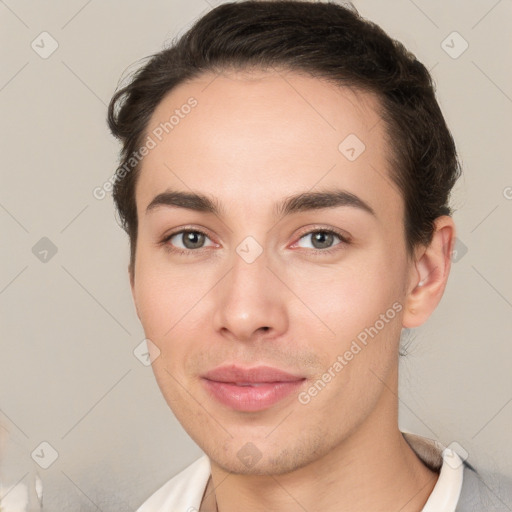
[204,431,329,477]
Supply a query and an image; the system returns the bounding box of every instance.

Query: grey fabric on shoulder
[401,432,512,511]
[457,464,512,511]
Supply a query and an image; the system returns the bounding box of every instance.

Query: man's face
[130,69,416,475]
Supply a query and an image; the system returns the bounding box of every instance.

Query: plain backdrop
[1,0,511,510]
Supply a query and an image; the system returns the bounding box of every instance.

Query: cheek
[134,254,207,339]
[133,258,217,390]
[289,251,405,341]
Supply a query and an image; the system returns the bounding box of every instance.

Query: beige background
[1,0,511,510]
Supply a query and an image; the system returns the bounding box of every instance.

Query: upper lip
[202,365,305,383]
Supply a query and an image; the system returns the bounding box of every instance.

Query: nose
[211,247,289,343]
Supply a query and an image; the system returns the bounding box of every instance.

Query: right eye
[161,229,216,255]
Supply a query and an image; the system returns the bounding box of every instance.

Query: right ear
[129,264,140,320]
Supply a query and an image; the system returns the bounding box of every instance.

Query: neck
[208,369,438,512]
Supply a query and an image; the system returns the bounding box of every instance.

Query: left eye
[296,230,344,250]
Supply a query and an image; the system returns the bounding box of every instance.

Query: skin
[129,68,456,511]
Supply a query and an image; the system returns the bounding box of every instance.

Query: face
[130,69,418,475]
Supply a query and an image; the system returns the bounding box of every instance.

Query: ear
[129,263,141,320]
[402,216,456,328]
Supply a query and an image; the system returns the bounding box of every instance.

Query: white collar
[401,432,464,512]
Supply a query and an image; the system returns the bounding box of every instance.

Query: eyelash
[159,227,351,257]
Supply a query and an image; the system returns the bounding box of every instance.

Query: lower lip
[201,379,305,412]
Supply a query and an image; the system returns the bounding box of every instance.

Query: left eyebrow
[145,188,376,218]
[275,189,376,218]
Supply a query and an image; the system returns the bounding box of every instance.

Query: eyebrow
[145,188,376,218]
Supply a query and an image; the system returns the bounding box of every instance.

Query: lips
[201,364,306,412]
[203,364,304,383]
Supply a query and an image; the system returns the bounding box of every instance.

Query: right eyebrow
[145,190,225,216]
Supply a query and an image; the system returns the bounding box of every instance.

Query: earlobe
[402,216,456,328]
[129,263,135,291]
[129,264,140,320]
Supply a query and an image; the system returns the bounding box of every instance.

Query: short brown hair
[107,0,461,276]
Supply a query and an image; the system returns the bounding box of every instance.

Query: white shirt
[137,433,464,512]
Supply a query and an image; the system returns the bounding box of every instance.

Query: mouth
[200,364,306,412]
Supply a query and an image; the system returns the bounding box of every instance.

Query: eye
[162,229,216,254]
[294,228,349,253]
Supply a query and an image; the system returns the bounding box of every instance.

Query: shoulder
[457,463,512,511]
[136,454,211,512]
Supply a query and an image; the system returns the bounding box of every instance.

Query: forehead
[136,68,401,224]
